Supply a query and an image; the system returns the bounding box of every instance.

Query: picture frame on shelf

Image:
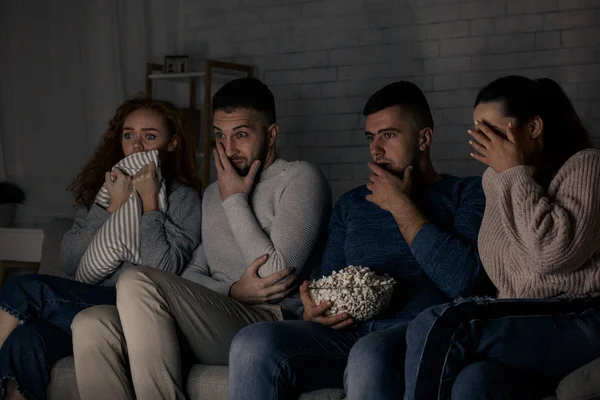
[164,55,189,74]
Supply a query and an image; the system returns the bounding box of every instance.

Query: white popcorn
[309,266,396,322]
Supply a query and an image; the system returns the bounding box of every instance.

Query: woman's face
[121,109,177,157]
[473,101,541,162]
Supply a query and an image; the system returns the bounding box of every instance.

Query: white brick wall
[180,0,600,200]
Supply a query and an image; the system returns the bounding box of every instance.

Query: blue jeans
[0,274,116,400]
[228,315,413,400]
[404,297,600,400]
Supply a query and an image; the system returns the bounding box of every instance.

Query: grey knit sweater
[181,158,332,314]
[479,149,600,299]
[61,180,202,286]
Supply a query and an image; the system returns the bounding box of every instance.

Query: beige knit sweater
[479,148,600,299]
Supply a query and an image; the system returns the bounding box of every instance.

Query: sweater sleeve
[314,195,349,278]
[410,178,489,298]
[221,163,332,278]
[138,183,202,275]
[60,203,111,276]
[487,149,600,276]
[180,244,235,296]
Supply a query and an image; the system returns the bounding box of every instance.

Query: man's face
[365,106,421,175]
[213,108,270,176]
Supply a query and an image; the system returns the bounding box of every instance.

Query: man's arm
[367,164,488,298]
[181,244,235,295]
[367,164,429,245]
[408,178,488,298]
[313,194,349,278]
[222,163,332,278]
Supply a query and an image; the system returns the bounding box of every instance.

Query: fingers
[245,160,261,184]
[468,139,487,154]
[216,142,233,171]
[113,168,126,179]
[146,162,157,179]
[367,162,387,176]
[309,300,334,317]
[330,316,354,330]
[403,165,414,181]
[369,173,377,184]
[315,311,352,328]
[105,171,112,184]
[262,267,294,286]
[469,151,489,165]
[264,284,294,300]
[246,254,269,276]
[299,281,315,308]
[213,149,224,172]
[468,127,490,144]
[505,121,517,144]
[365,193,374,203]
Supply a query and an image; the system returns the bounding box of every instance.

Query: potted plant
[0,181,26,227]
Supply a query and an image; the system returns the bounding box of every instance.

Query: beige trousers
[71,267,282,400]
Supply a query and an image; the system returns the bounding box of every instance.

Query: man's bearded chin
[232,151,268,177]
[233,163,250,176]
[379,161,418,177]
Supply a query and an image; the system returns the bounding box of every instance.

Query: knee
[230,323,285,371]
[115,267,147,291]
[115,266,157,301]
[71,305,121,348]
[347,334,390,373]
[451,361,498,400]
[346,331,403,388]
[406,307,441,348]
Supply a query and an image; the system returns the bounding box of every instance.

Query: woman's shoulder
[166,179,202,202]
[558,148,600,177]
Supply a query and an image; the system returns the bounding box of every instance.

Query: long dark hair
[475,75,593,188]
[69,97,199,208]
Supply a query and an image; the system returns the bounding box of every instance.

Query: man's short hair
[363,81,434,131]
[212,77,276,125]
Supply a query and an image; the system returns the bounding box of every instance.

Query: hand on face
[105,168,133,212]
[229,254,295,304]
[365,162,414,212]
[214,142,261,201]
[133,161,160,206]
[468,121,525,173]
[300,281,353,329]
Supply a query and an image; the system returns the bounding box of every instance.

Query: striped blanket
[75,150,167,284]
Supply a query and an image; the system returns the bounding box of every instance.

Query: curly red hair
[69,96,200,208]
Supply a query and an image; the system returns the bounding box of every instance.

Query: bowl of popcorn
[309,265,396,322]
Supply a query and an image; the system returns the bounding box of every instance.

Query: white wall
[179,0,600,200]
[0,0,181,225]
[2,0,599,219]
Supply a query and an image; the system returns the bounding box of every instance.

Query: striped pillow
[75,150,168,284]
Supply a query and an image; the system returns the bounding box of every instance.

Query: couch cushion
[38,218,75,278]
[556,356,600,400]
[47,357,80,400]
[187,365,345,400]
[47,358,345,400]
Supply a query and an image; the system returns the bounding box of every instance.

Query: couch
[38,218,345,400]
[37,218,600,400]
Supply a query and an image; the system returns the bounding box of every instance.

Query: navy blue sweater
[316,174,492,319]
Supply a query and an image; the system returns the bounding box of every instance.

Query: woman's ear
[529,116,543,140]
[167,137,178,152]
[267,124,279,147]
[419,127,433,151]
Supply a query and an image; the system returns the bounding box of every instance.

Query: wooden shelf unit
[145,59,254,189]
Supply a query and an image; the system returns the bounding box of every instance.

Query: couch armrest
[38,218,75,279]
